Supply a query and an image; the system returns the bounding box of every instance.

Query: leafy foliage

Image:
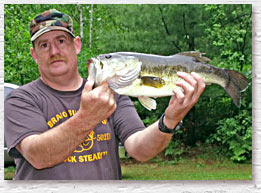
[5,5,38,85]
[202,4,252,162]
[207,107,252,162]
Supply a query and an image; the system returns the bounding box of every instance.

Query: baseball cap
[29,9,75,42]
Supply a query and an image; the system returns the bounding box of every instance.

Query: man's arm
[124,72,206,162]
[16,80,116,169]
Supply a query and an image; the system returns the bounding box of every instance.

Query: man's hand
[164,72,206,129]
[79,80,117,129]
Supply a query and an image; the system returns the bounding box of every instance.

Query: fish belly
[113,78,179,97]
[113,72,227,98]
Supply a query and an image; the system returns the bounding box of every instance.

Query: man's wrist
[158,113,183,134]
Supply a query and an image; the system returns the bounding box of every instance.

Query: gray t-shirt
[5,78,145,180]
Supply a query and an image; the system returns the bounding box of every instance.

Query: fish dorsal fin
[177,51,211,63]
[140,76,165,88]
[138,96,157,111]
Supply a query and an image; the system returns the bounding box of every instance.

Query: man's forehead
[35,30,71,43]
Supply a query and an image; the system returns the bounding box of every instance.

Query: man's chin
[49,67,69,77]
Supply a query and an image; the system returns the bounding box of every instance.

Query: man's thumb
[83,79,95,92]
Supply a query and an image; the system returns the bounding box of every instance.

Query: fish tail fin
[224,69,249,108]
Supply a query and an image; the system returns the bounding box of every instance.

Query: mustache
[49,55,66,63]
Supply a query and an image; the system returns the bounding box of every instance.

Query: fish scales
[132,53,227,89]
[88,51,249,110]
[125,52,219,78]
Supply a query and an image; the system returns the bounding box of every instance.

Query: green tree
[5,5,38,85]
[204,4,252,161]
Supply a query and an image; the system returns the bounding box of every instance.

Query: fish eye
[105,55,112,59]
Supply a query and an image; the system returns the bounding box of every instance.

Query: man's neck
[40,74,83,91]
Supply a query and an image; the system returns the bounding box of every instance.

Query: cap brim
[31,26,75,42]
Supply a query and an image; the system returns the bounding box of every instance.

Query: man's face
[30,30,81,79]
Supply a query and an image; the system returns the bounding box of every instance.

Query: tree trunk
[89,4,94,49]
[77,4,84,40]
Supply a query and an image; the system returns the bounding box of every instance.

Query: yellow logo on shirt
[64,130,111,163]
[74,130,96,153]
[102,119,107,125]
[48,110,111,164]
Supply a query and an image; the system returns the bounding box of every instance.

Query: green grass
[5,156,252,180]
[4,166,16,180]
[121,157,252,180]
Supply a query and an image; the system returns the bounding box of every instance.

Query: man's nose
[49,43,60,55]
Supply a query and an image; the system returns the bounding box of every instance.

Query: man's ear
[74,36,82,55]
[30,47,38,63]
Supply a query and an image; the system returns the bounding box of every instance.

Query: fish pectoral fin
[141,76,165,88]
[138,96,157,111]
[177,51,211,63]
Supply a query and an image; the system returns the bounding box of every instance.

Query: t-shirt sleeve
[4,89,48,158]
[112,94,145,145]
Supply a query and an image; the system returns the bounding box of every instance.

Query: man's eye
[41,43,48,48]
[58,39,65,44]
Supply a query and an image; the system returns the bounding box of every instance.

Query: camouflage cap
[29,9,75,42]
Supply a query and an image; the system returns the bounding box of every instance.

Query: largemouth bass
[88,51,249,110]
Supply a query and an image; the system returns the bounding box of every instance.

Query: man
[4,9,206,180]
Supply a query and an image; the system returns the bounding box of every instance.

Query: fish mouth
[87,58,98,82]
[87,58,102,69]
[87,55,142,90]
[87,58,93,66]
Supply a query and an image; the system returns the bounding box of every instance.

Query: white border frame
[1,1,260,192]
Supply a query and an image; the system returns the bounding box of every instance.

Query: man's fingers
[84,81,110,95]
[177,72,197,88]
[173,88,185,104]
[176,71,206,100]
[191,72,206,95]
[175,81,194,97]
